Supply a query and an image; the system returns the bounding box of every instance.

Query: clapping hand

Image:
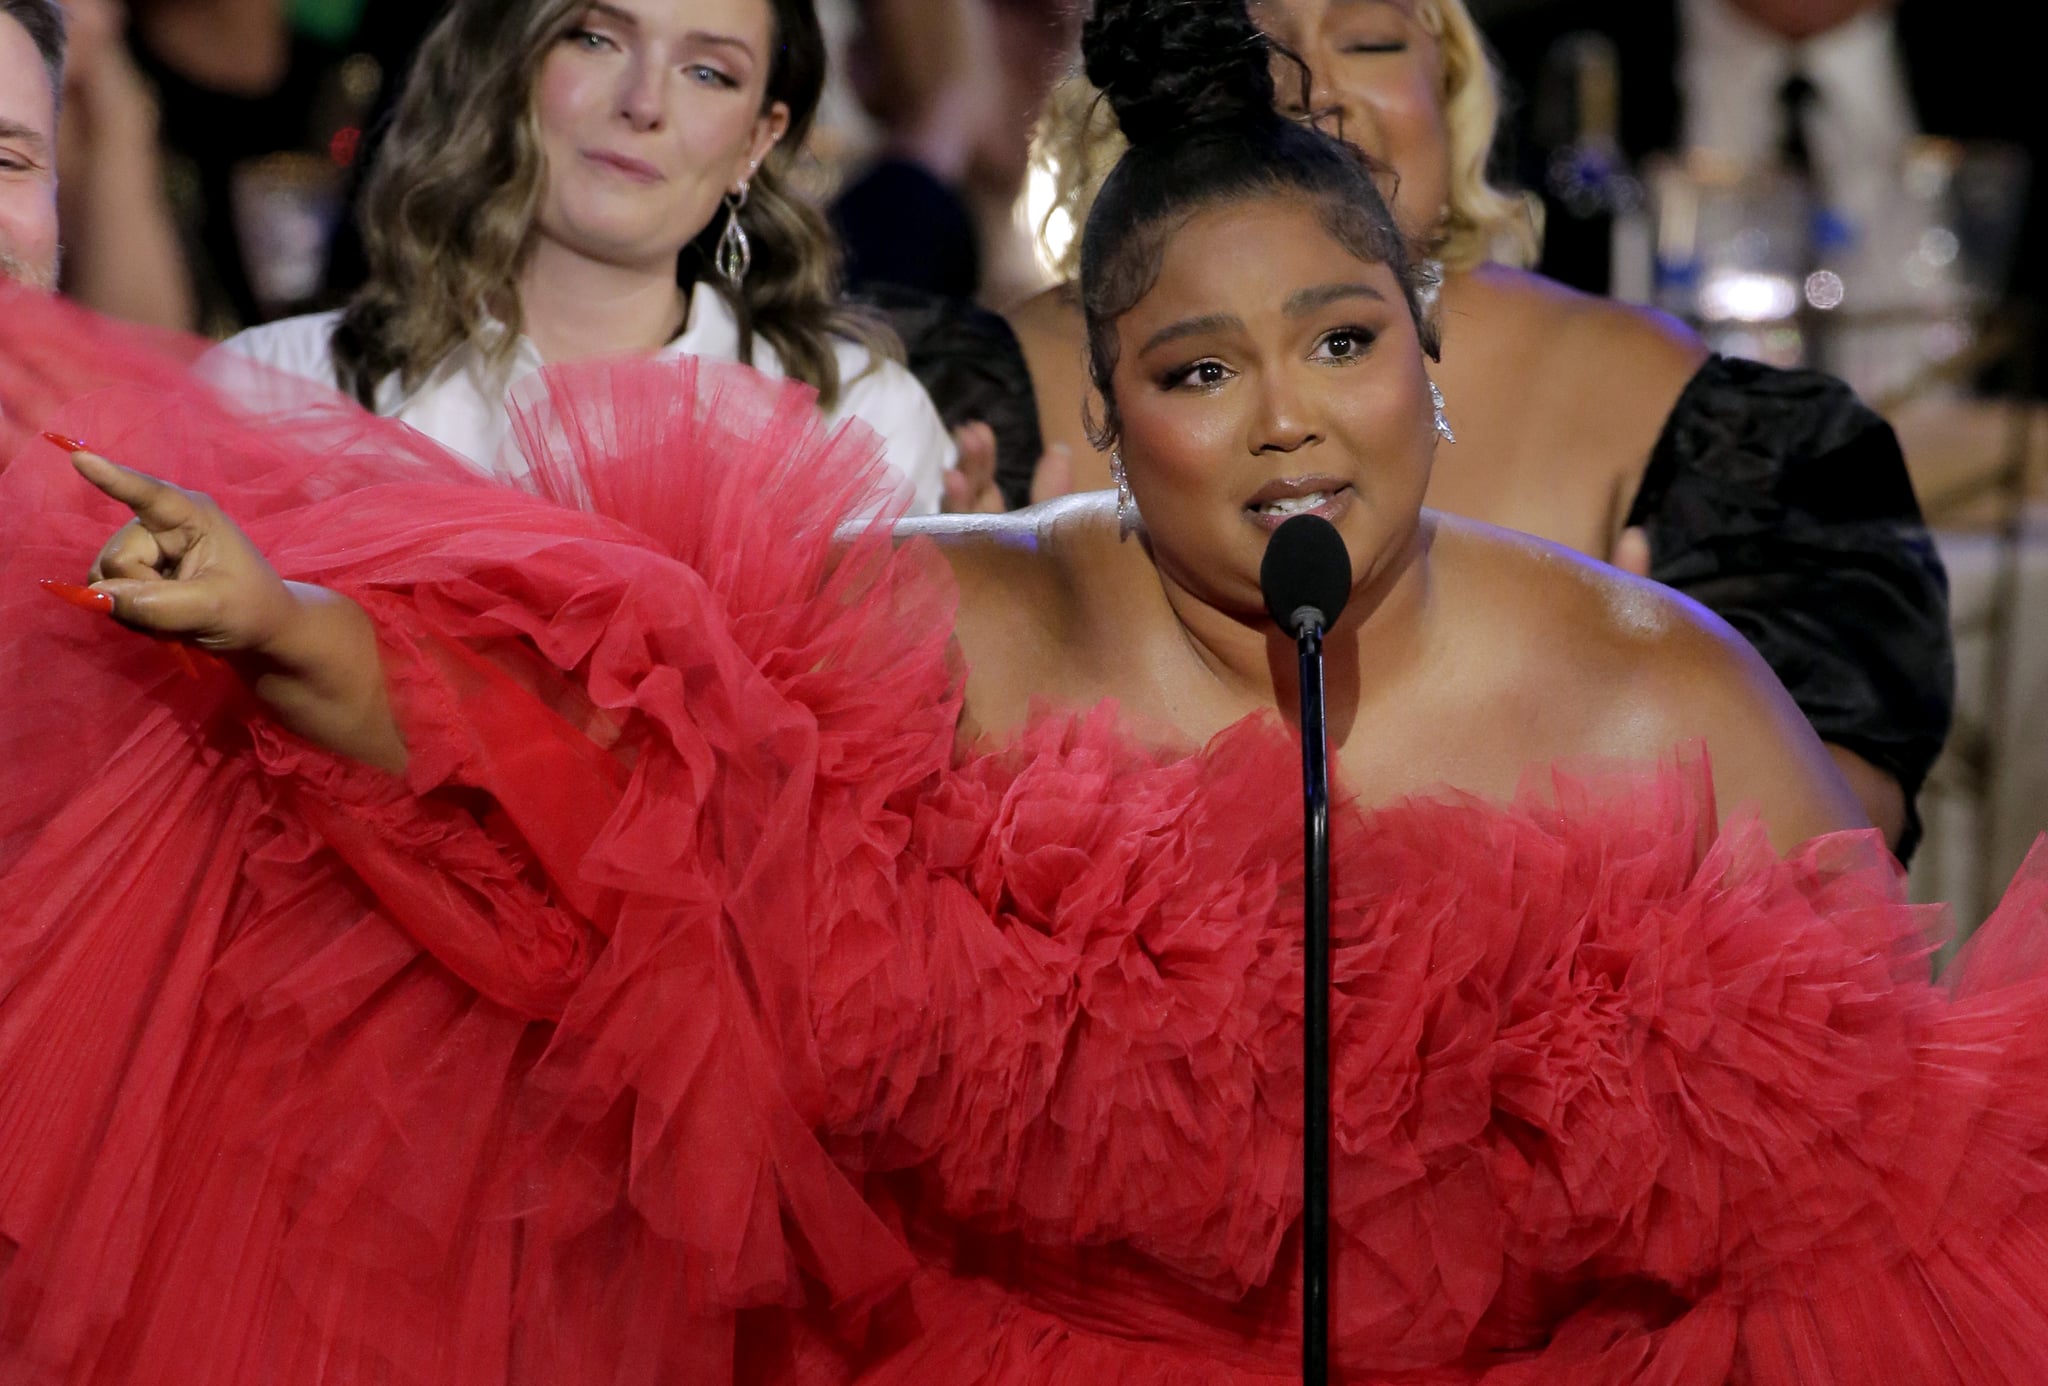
[941,421,1075,514]
[1610,526,1652,579]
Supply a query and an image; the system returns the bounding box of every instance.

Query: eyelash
[1315,326,1376,360]
[1160,359,1234,392]
[564,27,740,87]
[1342,42,1409,55]
[1159,327,1378,391]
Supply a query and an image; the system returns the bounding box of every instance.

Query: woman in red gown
[4,1,2048,1381]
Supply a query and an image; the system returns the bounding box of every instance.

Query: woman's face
[532,0,789,273]
[1250,0,1451,245]
[1111,195,1437,619]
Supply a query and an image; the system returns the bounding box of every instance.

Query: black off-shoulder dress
[1626,355,1954,855]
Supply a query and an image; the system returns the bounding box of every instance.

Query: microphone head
[1259,514,1353,636]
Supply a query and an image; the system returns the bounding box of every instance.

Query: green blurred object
[292,0,369,44]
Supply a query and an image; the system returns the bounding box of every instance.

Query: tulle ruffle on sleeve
[0,290,956,1384]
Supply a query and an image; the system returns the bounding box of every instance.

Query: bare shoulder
[1434,266,1708,545]
[896,493,1124,724]
[1004,282,1103,468]
[1459,263,1706,390]
[1004,281,1086,355]
[1433,515,1867,850]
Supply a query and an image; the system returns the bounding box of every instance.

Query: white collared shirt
[216,280,955,514]
[1678,0,1917,230]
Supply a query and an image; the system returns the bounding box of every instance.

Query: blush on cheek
[533,52,600,147]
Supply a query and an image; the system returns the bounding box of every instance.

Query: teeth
[1255,492,1330,517]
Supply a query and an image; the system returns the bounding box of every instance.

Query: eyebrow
[1136,283,1388,357]
[1137,312,1243,357]
[581,2,757,58]
[0,118,50,153]
[1284,282,1386,315]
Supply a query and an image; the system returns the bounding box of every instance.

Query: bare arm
[1004,286,1110,486]
[55,1,196,332]
[72,448,405,771]
[1635,612,1870,855]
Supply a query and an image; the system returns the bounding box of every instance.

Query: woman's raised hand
[57,440,298,653]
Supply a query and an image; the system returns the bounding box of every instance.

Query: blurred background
[38,0,2048,929]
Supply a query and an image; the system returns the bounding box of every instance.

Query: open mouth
[1245,480,1353,529]
[1251,492,1336,518]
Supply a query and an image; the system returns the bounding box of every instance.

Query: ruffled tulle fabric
[0,290,951,1383]
[6,288,2048,1383]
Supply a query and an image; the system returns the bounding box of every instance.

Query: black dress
[1625,355,1954,854]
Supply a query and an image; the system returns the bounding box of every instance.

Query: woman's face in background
[532,0,789,273]
[1109,195,1438,620]
[1251,0,1451,247]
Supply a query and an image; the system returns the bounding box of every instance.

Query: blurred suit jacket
[1483,0,2045,388]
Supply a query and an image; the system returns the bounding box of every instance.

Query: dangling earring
[1416,256,1445,323]
[717,182,752,286]
[1430,380,1456,444]
[1110,449,1138,540]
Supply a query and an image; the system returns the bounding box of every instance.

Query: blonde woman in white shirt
[223,0,958,513]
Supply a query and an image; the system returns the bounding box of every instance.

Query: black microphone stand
[1289,611,1332,1386]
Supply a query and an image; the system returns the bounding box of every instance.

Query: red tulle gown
[4,287,2048,1385]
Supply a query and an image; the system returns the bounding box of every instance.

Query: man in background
[0,0,63,290]
[1485,0,2044,371]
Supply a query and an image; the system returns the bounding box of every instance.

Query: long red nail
[41,431,89,454]
[39,579,116,615]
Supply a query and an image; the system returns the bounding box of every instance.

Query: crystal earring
[717,182,752,286]
[1110,449,1138,539]
[1430,380,1456,445]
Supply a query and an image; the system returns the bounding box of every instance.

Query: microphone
[1261,513,1352,638]
[1258,514,1350,1386]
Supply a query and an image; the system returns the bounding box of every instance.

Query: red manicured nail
[38,579,116,615]
[41,431,89,453]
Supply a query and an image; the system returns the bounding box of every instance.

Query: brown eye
[1161,358,1237,391]
[1314,327,1376,362]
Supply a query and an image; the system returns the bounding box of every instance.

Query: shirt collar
[391,278,760,414]
[664,279,743,362]
[1684,0,1897,90]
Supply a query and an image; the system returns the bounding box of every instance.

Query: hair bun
[1081,0,1278,149]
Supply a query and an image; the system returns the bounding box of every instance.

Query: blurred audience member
[832,0,1077,307]
[220,0,959,513]
[127,0,377,335]
[0,0,62,289]
[1487,0,2045,366]
[51,0,193,328]
[854,281,1056,509]
[319,0,452,301]
[830,0,990,297]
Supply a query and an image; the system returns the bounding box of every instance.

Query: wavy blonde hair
[332,0,888,411]
[1033,0,1536,278]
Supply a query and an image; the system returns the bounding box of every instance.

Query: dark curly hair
[1077,0,1441,447]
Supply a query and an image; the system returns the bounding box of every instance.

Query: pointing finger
[70,450,209,536]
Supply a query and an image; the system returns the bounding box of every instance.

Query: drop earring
[1110,449,1138,539]
[1430,380,1456,444]
[717,182,752,285]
